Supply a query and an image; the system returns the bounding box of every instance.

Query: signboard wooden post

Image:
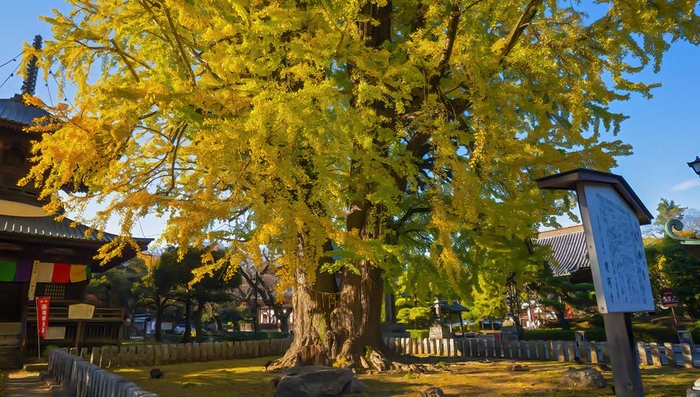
[537,169,654,397]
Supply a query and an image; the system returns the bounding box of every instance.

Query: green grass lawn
[112,356,697,397]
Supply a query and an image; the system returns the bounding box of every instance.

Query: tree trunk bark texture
[194,301,205,343]
[182,298,193,343]
[273,1,399,372]
[154,300,164,342]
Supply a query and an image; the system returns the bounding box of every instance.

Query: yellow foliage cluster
[20,0,700,299]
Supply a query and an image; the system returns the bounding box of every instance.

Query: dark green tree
[134,250,191,342]
[526,263,596,330]
[646,198,688,237]
[157,247,242,342]
[645,235,700,316]
[88,258,147,308]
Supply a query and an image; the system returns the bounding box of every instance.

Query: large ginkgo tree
[23,0,699,369]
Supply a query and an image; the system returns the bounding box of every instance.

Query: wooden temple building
[0,36,151,368]
[535,224,592,284]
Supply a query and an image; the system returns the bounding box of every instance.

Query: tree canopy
[645,200,700,315]
[21,0,700,367]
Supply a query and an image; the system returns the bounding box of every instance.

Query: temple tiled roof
[535,225,590,277]
[0,97,50,128]
[0,214,151,249]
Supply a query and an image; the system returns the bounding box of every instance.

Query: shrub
[522,328,606,341]
[42,344,61,357]
[632,322,682,343]
[688,320,700,342]
[406,329,429,339]
[525,323,694,343]
[218,331,289,341]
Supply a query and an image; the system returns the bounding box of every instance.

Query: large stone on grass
[687,378,700,396]
[420,387,446,397]
[275,366,365,397]
[560,367,606,389]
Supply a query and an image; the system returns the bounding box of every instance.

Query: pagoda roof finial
[20,35,42,96]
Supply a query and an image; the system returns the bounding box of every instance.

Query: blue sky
[1,1,699,239]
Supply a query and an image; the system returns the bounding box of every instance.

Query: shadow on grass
[113,357,697,397]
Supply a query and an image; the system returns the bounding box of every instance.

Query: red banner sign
[36,297,50,339]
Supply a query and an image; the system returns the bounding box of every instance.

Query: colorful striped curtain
[0,260,91,283]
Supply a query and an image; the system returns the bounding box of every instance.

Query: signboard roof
[535,168,653,225]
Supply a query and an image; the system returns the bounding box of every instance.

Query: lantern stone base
[429,324,451,339]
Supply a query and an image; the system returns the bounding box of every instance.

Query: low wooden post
[99,346,110,368]
[589,341,599,364]
[90,347,100,366]
[680,344,693,368]
[663,343,676,367]
[109,346,119,368]
[556,341,565,362]
[529,341,538,360]
[118,346,127,367]
[485,339,494,358]
[577,341,588,362]
[636,342,648,365]
[565,341,575,362]
[535,341,545,360]
[494,340,502,358]
[600,342,611,364]
[547,340,555,361]
[649,343,662,367]
[510,341,519,359]
[519,340,529,359]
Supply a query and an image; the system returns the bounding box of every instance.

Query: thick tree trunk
[154,299,164,342]
[277,312,289,333]
[126,308,136,339]
[271,0,397,373]
[194,301,205,343]
[555,308,571,330]
[182,298,193,343]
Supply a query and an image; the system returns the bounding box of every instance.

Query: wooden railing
[25,306,125,350]
[26,306,124,322]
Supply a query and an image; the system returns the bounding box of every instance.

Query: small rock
[560,367,606,389]
[508,364,530,372]
[420,386,446,397]
[688,388,700,397]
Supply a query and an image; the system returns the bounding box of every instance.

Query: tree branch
[499,0,543,62]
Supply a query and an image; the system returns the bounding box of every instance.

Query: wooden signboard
[579,183,654,314]
[68,303,95,320]
[537,169,653,397]
[45,326,67,340]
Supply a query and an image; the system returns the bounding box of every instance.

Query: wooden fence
[56,336,697,370]
[59,338,293,368]
[382,337,699,368]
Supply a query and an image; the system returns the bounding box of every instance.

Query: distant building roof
[0,97,50,128]
[535,225,591,280]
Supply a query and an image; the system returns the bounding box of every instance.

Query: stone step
[23,362,48,372]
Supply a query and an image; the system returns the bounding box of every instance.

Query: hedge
[524,323,699,344]
[406,329,430,339]
[522,328,607,341]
